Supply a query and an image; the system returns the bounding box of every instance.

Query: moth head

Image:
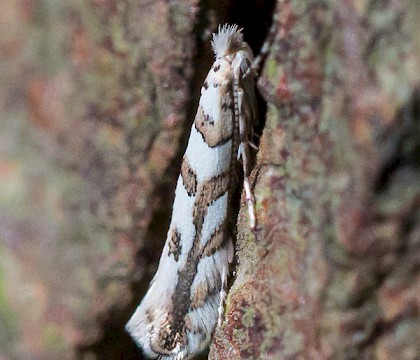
[211,24,254,79]
[211,24,251,59]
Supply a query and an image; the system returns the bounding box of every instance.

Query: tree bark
[1,0,200,359]
[0,1,418,360]
[210,1,420,359]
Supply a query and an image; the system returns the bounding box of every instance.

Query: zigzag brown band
[181,157,197,196]
[201,222,226,257]
[193,172,230,231]
[168,228,182,262]
[195,97,233,148]
[189,274,222,311]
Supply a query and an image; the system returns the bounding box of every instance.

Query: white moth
[126,24,257,360]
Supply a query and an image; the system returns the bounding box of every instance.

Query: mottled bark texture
[0,0,201,359]
[210,1,420,360]
[0,0,418,360]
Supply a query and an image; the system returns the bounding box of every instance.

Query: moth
[126,24,257,360]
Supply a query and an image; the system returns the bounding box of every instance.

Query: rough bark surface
[210,1,420,359]
[0,1,418,360]
[0,0,201,359]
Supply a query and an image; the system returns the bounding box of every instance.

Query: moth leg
[243,172,256,231]
[217,239,233,327]
[249,140,259,151]
[236,87,257,231]
[217,263,228,327]
[248,130,260,151]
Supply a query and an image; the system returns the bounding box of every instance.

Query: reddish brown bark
[0,1,418,360]
[210,1,419,359]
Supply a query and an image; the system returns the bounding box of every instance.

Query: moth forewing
[126,24,257,360]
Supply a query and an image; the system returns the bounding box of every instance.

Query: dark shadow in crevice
[374,88,420,194]
[218,0,278,137]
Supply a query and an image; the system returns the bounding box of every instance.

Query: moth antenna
[243,9,280,79]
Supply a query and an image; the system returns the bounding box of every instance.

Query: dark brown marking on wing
[180,157,197,196]
[146,309,154,324]
[168,228,182,262]
[164,253,200,351]
[192,172,230,231]
[194,101,233,148]
[190,275,222,310]
[214,64,220,72]
[189,281,209,309]
[155,314,187,352]
[184,315,197,334]
[202,222,227,257]
[203,80,209,90]
[184,315,207,337]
